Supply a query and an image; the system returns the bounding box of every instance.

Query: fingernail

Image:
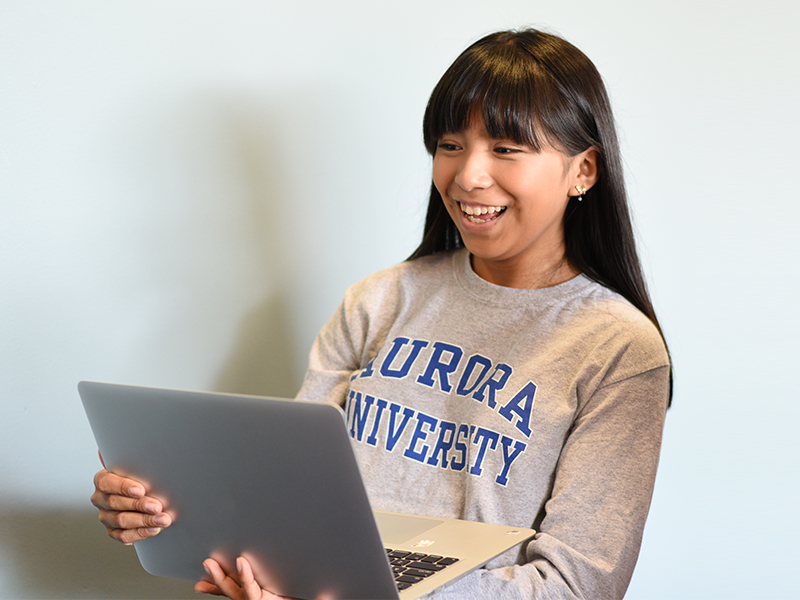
[204,562,211,576]
[129,485,145,497]
[236,557,243,573]
[154,514,170,526]
[144,500,159,514]
[145,527,162,535]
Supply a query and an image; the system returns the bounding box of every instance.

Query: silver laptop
[79,381,535,600]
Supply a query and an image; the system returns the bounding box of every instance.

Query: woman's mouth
[458,201,507,224]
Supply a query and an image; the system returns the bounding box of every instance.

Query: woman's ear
[572,147,599,193]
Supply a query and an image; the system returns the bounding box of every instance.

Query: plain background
[1,1,797,598]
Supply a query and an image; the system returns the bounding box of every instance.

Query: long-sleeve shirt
[298,249,670,599]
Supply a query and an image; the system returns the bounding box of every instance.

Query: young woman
[93,29,671,600]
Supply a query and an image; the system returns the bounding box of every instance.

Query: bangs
[423,37,582,156]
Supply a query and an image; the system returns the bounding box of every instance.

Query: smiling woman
[432,124,597,288]
[415,31,665,356]
[92,28,672,600]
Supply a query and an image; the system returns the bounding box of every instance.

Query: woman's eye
[438,142,460,151]
[494,146,521,155]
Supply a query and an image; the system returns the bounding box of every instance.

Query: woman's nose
[454,151,492,192]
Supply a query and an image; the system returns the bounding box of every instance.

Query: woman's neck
[470,253,580,289]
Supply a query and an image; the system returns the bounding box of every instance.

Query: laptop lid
[79,381,534,600]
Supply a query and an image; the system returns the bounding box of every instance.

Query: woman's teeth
[459,202,506,223]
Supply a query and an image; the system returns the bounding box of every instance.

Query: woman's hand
[91,468,173,544]
[196,557,290,600]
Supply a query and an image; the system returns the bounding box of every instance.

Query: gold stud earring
[575,185,588,201]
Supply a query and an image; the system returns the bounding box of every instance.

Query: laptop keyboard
[385,549,460,591]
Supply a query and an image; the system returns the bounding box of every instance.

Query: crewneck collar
[451,248,593,307]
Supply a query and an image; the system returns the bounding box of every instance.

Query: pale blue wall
[1,1,796,597]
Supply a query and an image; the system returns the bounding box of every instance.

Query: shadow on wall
[0,96,318,600]
[109,93,308,397]
[202,97,304,398]
[212,292,301,397]
[205,100,303,398]
[0,508,197,599]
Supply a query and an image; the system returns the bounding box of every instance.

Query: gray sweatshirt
[298,249,670,599]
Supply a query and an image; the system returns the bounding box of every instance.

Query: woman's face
[432,121,595,288]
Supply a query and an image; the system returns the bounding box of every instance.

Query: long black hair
[409,29,672,403]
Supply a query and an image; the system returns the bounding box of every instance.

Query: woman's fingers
[238,558,288,600]
[92,470,152,508]
[236,557,269,599]
[200,559,246,599]
[97,503,171,529]
[99,509,171,544]
[195,578,226,597]
[104,521,167,544]
[197,558,287,600]
[91,469,172,543]
[93,469,144,495]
